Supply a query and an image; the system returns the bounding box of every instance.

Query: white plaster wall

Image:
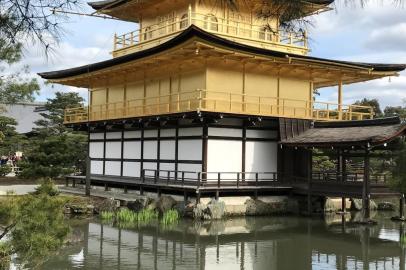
[105,161,121,176]
[179,127,203,136]
[123,141,141,159]
[245,141,278,179]
[178,140,202,161]
[143,162,158,178]
[144,130,158,138]
[207,140,242,173]
[91,160,103,175]
[208,127,242,137]
[159,163,176,177]
[123,162,141,177]
[160,140,176,160]
[105,142,122,159]
[90,133,104,140]
[124,131,141,139]
[160,129,176,137]
[89,142,104,158]
[178,164,201,180]
[106,132,122,139]
[144,141,158,159]
[246,130,278,139]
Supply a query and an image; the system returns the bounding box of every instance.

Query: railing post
[182,171,185,186]
[188,4,192,26]
[167,171,170,185]
[154,170,158,184]
[303,31,308,48]
[237,173,240,188]
[218,173,221,188]
[141,169,145,183]
[198,172,201,188]
[255,173,259,187]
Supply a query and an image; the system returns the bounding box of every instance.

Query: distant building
[1,102,47,134]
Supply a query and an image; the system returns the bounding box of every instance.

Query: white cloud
[309,2,406,109]
[364,23,406,52]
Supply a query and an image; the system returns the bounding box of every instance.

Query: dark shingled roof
[281,117,406,147]
[38,26,406,80]
[88,0,335,11]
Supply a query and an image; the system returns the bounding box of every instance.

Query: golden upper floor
[38,27,405,125]
[89,0,333,57]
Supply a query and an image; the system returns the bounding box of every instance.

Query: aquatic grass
[99,208,159,227]
[137,209,159,223]
[100,211,115,221]
[161,209,180,226]
[117,208,138,223]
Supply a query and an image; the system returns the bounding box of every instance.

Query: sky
[13,0,406,109]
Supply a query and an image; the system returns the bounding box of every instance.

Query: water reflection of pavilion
[41,216,405,270]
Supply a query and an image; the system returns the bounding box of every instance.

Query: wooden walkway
[66,170,399,201]
[66,172,293,201]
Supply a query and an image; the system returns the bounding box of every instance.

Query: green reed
[161,209,180,226]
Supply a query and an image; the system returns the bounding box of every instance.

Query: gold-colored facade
[43,0,403,124]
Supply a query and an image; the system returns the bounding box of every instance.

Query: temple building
[39,0,406,218]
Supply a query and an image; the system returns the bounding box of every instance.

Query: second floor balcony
[112,12,309,57]
[64,89,374,124]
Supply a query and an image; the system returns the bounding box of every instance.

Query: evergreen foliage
[19,92,87,178]
[391,141,406,194]
[0,182,70,268]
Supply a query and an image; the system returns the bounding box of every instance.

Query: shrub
[0,165,12,177]
[35,178,60,196]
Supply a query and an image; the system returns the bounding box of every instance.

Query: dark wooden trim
[242,125,247,178]
[175,126,179,174]
[157,127,161,172]
[120,128,124,177]
[102,130,107,175]
[90,158,202,164]
[90,135,204,143]
[202,124,208,173]
[140,126,144,179]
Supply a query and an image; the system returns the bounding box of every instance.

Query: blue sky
[16,1,406,109]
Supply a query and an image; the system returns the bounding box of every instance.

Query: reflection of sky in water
[69,249,85,268]
[379,228,400,242]
[8,214,406,270]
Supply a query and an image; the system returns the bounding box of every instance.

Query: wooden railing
[64,89,374,124]
[142,169,281,188]
[113,12,308,55]
[311,172,390,184]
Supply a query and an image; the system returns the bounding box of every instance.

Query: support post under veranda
[361,148,373,224]
[85,127,91,196]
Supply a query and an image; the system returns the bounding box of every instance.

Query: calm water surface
[18,212,406,270]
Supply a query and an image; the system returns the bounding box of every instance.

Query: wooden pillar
[307,148,313,215]
[202,124,208,176]
[363,149,371,221]
[338,149,346,212]
[338,81,343,120]
[85,131,91,196]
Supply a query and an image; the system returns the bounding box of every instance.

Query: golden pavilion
[40,0,406,215]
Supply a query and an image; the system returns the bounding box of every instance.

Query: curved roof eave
[38,25,406,80]
[88,0,335,11]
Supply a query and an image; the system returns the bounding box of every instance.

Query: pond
[11,212,406,270]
